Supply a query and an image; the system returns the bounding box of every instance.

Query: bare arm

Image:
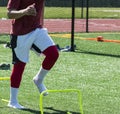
[7,3,37,19]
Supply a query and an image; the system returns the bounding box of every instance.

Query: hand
[25,3,37,16]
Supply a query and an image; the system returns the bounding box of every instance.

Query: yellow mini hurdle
[40,89,84,114]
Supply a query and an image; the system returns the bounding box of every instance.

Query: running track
[0,19,120,34]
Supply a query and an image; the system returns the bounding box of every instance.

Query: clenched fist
[25,3,37,16]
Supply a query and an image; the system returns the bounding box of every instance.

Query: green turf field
[0,32,120,114]
[0,7,120,19]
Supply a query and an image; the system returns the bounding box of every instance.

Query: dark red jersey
[7,0,44,35]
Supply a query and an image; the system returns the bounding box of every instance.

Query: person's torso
[8,0,44,35]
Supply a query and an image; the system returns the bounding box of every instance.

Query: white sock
[33,67,48,84]
[33,67,49,95]
[9,87,18,104]
[8,87,25,109]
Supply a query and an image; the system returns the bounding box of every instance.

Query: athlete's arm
[7,3,37,19]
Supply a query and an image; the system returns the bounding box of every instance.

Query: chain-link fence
[85,0,120,32]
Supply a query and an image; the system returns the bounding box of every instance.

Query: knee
[44,46,59,62]
[50,47,59,62]
[42,46,59,70]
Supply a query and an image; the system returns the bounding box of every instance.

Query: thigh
[14,31,36,63]
[34,28,55,52]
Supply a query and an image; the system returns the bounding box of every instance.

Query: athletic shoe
[0,63,10,70]
[8,102,25,109]
[33,78,48,96]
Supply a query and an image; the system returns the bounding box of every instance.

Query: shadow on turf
[76,50,120,58]
[0,41,8,44]
[43,107,80,114]
[22,107,80,114]
[22,108,40,114]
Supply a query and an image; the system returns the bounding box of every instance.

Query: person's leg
[8,61,26,109]
[8,31,38,108]
[33,46,59,95]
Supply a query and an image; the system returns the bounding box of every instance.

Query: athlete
[7,0,59,109]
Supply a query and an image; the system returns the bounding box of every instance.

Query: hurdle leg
[40,93,44,114]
